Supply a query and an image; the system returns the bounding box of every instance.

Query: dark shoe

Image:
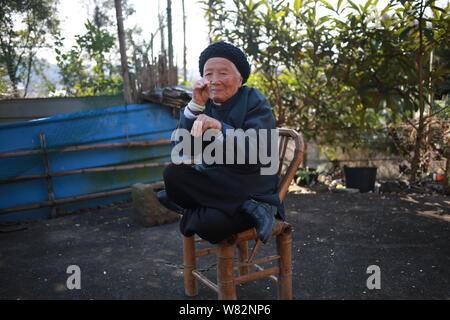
[241,199,277,244]
[156,190,185,215]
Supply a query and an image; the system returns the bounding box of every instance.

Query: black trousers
[163,163,254,244]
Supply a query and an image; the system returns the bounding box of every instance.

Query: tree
[330,0,449,180]
[55,19,121,96]
[0,65,11,98]
[167,0,174,72]
[0,0,59,98]
[203,0,450,181]
[199,0,227,44]
[114,0,133,104]
[202,0,379,147]
[182,0,187,82]
[393,0,450,181]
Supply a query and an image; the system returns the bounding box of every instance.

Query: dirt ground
[0,191,449,300]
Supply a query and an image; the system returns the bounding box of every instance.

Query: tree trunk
[167,0,173,70]
[182,0,187,83]
[114,0,133,105]
[410,9,426,183]
[167,0,176,85]
[23,51,35,98]
[444,156,450,195]
[159,14,165,54]
[444,154,450,195]
[208,0,213,44]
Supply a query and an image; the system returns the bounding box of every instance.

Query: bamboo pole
[0,136,172,214]
[234,255,280,269]
[234,221,288,243]
[40,132,56,218]
[234,267,280,286]
[277,226,293,300]
[167,0,174,71]
[277,135,285,175]
[195,247,218,258]
[182,0,187,82]
[0,139,171,159]
[192,270,219,293]
[183,236,198,296]
[236,241,250,276]
[0,187,132,215]
[114,0,133,105]
[278,129,304,202]
[217,241,237,300]
[254,264,278,283]
[3,161,171,182]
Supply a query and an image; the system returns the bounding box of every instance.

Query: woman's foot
[241,199,277,244]
[156,190,185,215]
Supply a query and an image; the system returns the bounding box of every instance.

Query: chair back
[276,128,305,202]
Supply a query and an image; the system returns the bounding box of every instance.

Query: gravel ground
[0,191,448,300]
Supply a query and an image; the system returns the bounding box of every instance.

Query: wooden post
[167,0,173,70]
[443,156,450,195]
[217,240,237,300]
[114,0,133,105]
[237,240,250,276]
[277,226,293,300]
[182,0,187,83]
[39,132,56,218]
[183,236,198,296]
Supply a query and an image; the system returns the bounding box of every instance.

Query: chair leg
[183,236,198,296]
[237,241,250,276]
[277,227,293,300]
[217,242,237,300]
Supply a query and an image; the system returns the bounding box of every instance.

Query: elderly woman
[158,41,283,244]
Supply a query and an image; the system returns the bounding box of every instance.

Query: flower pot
[344,166,377,193]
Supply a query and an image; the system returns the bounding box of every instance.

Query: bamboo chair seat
[182,128,305,300]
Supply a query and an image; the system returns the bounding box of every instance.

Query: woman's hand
[192,78,210,106]
[191,114,222,137]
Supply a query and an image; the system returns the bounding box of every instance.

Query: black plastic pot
[344,166,377,193]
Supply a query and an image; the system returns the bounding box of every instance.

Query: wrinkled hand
[191,114,222,137]
[192,78,210,106]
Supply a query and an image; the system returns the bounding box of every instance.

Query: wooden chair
[182,128,305,300]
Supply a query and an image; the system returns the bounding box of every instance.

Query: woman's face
[203,57,243,103]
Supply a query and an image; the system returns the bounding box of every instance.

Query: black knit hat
[199,41,251,84]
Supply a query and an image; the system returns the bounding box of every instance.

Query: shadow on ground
[0,192,449,300]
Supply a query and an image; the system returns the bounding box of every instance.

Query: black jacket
[174,86,284,220]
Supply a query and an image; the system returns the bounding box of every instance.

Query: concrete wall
[0,95,125,125]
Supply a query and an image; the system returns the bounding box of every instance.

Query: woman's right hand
[192,78,210,106]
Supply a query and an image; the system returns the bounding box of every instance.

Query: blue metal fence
[0,103,178,222]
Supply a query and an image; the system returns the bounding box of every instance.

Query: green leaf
[347,0,361,14]
[253,0,264,11]
[424,28,434,42]
[431,5,446,14]
[319,0,334,12]
[294,0,302,13]
[380,3,393,16]
[275,10,286,19]
[399,26,414,40]
[363,0,372,12]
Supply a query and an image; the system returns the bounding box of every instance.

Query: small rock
[332,188,359,194]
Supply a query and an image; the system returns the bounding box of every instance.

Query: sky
[45,0,210,82]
